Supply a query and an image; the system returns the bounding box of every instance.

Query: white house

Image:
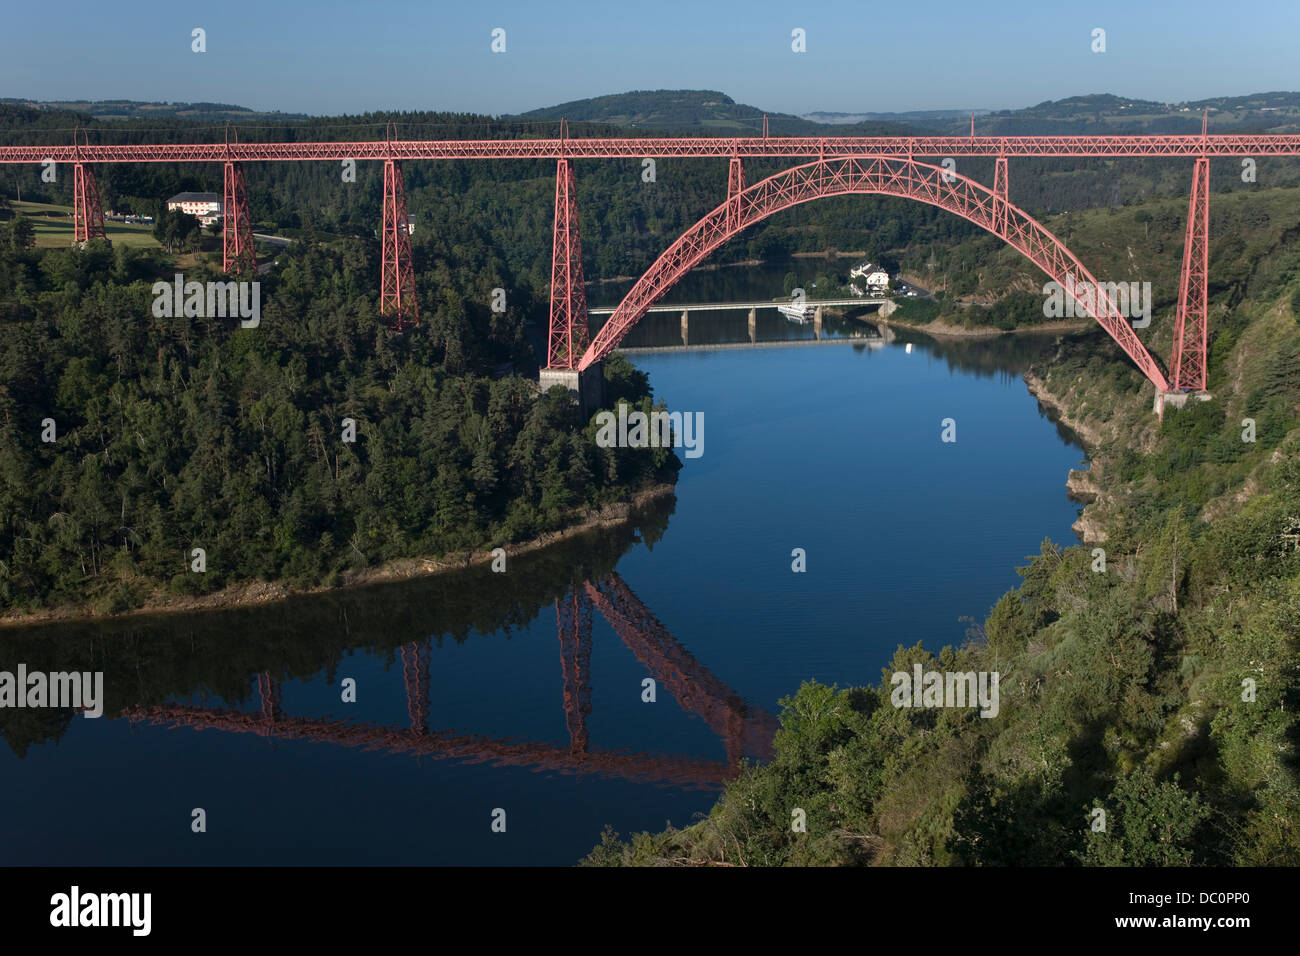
[166,192,222,226]
[850,260,890,289]
[850,260,891,290]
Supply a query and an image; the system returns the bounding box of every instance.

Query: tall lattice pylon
[222,161,256,276]
[1171,157,1210,391]
[992,156,1009,235]
[546,158,589,368]
[72,163,107,242]
[726,156,745,232]
[380,158,419,330]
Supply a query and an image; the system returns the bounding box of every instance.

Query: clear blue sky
[3,0,1297,116]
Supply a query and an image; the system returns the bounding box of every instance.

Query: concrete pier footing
[1154,390,1212,416]
[539,363,605,418]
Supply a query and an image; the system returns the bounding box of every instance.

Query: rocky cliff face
[1023,371,1114,544]
[1066,468,1100,503]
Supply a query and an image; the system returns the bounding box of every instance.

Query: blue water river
[0,326,1086,865]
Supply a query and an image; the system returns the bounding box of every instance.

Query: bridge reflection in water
[121,572,778,791]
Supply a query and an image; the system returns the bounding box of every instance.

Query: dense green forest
[0,198,677,615]
[583,186,1300,867]
[879,183,1300,354]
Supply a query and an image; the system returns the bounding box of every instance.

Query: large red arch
[578,156,1169,391]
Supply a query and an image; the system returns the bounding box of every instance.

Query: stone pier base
[1154,390,1212,416]
[539,363,605,419]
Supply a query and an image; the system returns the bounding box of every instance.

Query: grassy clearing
[12,201,161,249]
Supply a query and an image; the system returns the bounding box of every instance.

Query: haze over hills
[514,89,1300,136]
[0,98,309,123]
[928,91,1300,135]
[508,89,913,136]
[5,89,1300,137]
[802,109,990,125]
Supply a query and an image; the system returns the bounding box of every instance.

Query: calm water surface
[0,327,1087,865]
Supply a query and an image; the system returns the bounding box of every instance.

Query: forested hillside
[891,184,1300,341]
[512,89,909,135]
[938,92,1300,136]
[0,215,676,616]
[583,187,1300,867]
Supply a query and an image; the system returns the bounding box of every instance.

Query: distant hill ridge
[6,89,1300,135]
[948,91,1300,135]
[0,98,308,122]
[516,89,1300,136]
[508,89,912,136]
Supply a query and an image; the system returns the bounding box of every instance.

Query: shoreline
[0,322,1102,627]
[1021,370,1103,452]
[1022,370,1111,543]
[0,482,677,630]
[874,316,1092,339]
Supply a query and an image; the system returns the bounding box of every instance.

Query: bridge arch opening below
[577,156,1169,392]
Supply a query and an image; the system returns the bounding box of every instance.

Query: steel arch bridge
[5,116,1276,394]
[577,156,1170,390]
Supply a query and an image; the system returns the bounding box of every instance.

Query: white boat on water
[778,302,816,323]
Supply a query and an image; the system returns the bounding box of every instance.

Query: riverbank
[1022,370,1104,449]
[1025,371,1113,543]
[0,482,678,629]
[875,315,1092,339]
[584,286,1300,867]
